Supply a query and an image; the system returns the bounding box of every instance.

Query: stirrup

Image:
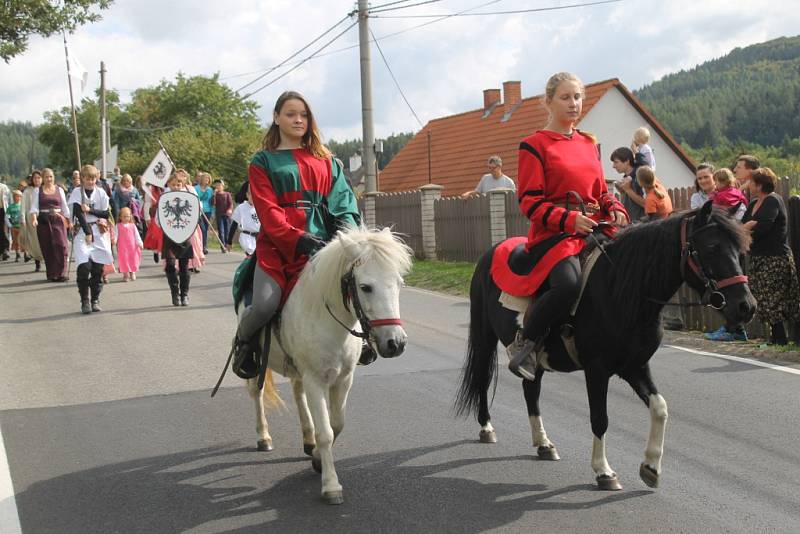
[507,331,541,381]
[232,335,259,379]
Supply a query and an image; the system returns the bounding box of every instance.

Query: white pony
[241,226,413,505]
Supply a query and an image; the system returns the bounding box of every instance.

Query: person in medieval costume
[504,72,629,380]
[227,181,260,256]
[68,165,114,314]
[20,171,44,272]
[143,183,163,263]
[231,90,363,378]
[162,173,194,306]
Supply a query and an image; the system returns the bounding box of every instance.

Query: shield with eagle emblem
[158,190,201,244]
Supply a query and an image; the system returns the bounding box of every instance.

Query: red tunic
[491,129,627,296]
[142,186,163,251]
[248,148,359,299]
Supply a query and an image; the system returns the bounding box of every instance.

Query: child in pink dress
[116,207,143,281]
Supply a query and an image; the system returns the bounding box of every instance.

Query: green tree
[0,121,49,180]
[37,73,263,190]
[0,0,113,62]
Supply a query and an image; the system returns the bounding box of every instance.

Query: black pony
[455,202,756,490]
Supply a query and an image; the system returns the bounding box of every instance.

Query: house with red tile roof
[378,78,696,197]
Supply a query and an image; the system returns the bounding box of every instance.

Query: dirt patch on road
[663,329,800,365]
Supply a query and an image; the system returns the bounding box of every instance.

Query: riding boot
[232,323,270,380]
[507,330,543,381]
[79,281,91,314]
[179,272,190,306]
[89,268,103,312]
[358,340,378,366]
[166,270,180,306]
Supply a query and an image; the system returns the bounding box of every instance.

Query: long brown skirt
[37,214,69,280]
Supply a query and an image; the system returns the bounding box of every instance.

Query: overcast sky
[1,0,798,142]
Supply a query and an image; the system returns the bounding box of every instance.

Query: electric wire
[239,20,358,100]
[369,27,424,128]
[369,0,443,14]
[234,13,352,93]
[371,0,621,18]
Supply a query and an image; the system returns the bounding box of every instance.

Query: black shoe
[203,248,208,255]
[81,299,92,314]
[24,253,30,262]
[15,253,20,262]
[1,252,8,261]
[91,300,102,312]
[34,260,41,272]
[232,336,259,379]
[358,341,378,366]
[507,331,540,381]
[153,253,160,264]
[171,292,180,306]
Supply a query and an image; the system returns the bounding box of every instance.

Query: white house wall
[578,87,695,190]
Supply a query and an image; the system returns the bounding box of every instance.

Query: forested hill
[635,35,800,148]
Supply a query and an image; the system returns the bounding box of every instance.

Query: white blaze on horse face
[353,260,407,357]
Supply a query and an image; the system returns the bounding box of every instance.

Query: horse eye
[359,284,373,293]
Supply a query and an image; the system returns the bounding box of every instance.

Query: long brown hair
[262,91,331,159]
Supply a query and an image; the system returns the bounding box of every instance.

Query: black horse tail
[454,245,499,419]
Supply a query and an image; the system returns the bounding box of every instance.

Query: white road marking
[0,426,23,534]
[666,345,800,376]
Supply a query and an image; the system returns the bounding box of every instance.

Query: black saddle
[507,222,613,277]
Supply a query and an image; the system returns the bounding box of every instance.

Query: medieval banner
[142,149,173,188]
[158,190,200,244]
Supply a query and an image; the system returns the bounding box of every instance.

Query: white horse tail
[247,370,286,410]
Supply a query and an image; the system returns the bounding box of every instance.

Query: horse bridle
[325,259,403,343]
[680,215,748,310]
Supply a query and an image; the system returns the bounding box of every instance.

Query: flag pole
[63,32,82,170]
[156,140,226,248]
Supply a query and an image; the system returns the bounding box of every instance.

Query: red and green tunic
[491,129,628,296]
[249,148,360,295]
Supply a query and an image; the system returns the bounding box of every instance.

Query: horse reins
[325,260,403,342]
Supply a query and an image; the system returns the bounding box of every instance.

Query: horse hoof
[596,473,622,491]
[322,490,344,505]
[639,463,660,488]
[311,456,322,474]
[537,445,560,461]
[303,443,315,457]
[256,439,274,452]
[479,430,497,443]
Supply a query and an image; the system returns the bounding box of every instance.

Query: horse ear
[337,230,361,261]
[697,200,713,226]
[728,202,742,218]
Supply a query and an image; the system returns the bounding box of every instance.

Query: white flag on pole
[142,149,173,188]
[66,46,88,94]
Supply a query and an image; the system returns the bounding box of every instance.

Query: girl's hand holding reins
[574,213,597,235]
[611,210,629,227]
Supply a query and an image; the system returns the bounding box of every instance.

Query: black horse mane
[595,207,750,329]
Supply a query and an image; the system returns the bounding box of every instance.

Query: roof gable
[378,78,695,196]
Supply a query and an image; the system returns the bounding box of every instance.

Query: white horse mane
[294,226,414,318]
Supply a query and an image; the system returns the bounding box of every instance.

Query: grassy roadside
[404,259,475,297]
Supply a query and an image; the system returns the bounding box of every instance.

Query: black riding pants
[522,255,581,341]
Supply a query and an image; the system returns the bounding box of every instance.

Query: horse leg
[620,364,668,488]
[585,365,621,490]
[302,375,344,505]
[291,378,316,456]
[522,369,559,460]
[246,378,273,451]
[328,372,353,443]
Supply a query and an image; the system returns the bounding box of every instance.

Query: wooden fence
[374,191,424,257]
[434,194,492,262]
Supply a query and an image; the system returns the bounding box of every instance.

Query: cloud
[1,0,798,145]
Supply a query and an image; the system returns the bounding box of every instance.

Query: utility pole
[100,61,107,181]
[63,33,82,169]
[357,0,376,194]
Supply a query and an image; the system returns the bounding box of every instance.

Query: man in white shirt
[462,155,516,198]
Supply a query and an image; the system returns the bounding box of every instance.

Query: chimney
[502,80,522,118]
[483,88,501,113]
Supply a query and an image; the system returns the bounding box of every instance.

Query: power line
[370,0,443,14]
[239,20,358,100]
[368,0,415,9]
[234,14,352,94]
[369,27,423,128]
[371,0,622,18]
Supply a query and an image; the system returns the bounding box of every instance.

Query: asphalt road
[1,251,799,533]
